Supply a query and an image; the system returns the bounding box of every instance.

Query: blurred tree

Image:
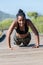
[27,12,38,19]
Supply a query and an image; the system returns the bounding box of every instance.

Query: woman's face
[17,16,25,27]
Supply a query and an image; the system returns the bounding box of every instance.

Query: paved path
[0,30,43,65]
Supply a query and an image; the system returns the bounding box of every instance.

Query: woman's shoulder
[26,18,31,22]
[10,19,18,28]
[13,19,18,23]
[25,19,32,25]
[13,19,18,25]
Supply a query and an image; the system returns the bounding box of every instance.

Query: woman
[7,9,39,49]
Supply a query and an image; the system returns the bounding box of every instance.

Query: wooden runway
[0,30,43,65]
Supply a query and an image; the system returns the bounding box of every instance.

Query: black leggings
[14,32,31,46]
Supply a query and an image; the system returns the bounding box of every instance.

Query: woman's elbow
[35,31,39,36]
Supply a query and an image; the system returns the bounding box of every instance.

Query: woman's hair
[16,9,26,18]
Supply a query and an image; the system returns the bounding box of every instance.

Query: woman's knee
[23,33,31,45]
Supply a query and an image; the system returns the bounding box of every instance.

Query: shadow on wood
[19,44,43,48]
[19,44,35,47]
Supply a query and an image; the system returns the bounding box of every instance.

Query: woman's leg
[23,32,31,46]
[14,34,21,45]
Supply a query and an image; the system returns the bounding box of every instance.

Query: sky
[0,0,43,16]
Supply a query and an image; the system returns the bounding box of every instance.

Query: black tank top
[16,21,28,34]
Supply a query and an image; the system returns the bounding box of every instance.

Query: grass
[0,19,13,31]
[29,16,43,33]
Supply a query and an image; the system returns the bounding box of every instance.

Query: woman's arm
[27,19,40,48]
[6,20,17,48]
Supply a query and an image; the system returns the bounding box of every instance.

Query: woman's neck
[19,25,25,31]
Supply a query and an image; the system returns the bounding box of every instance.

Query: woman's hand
[32,45,39,48]
[8,45,19,50]
[7,47,15,50]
